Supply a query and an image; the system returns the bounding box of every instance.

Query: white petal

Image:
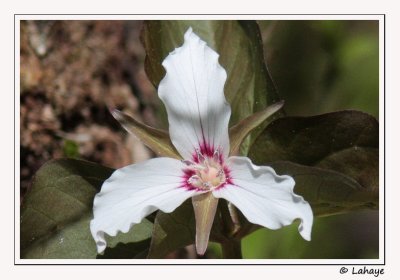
[213,156,313,240]
[90,157,198,253]
[158,27,231,159]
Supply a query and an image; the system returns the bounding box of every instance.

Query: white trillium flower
[90,27,313,255]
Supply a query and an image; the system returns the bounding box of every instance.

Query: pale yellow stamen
[187,157,226,190]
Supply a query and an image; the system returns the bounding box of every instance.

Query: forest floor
[20,20,159,198]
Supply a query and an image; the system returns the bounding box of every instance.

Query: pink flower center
[184,149,228,191]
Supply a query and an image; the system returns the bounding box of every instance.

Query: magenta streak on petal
[180,168,201,191]
[191,141,223,164]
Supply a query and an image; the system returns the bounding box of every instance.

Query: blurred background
[20,20,379,259]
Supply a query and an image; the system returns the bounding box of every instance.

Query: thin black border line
[15,13,385,15]
[14,263,386,266]
[15,14,386,266]
[14,14,16,266]
[383,13,386,264]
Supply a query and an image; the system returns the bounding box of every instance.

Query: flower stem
[221,239,242,259]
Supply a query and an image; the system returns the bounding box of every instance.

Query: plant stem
[221,239,242,259]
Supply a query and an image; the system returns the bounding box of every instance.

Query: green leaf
[270,161,378,217]
[97,239,151,259]
[249,110,378,166]
[248,110,379,216]
[141,20,280,154]
[21,158,153,258]
[147,200,196,259]
[62,139,80,158]
[316,147,378,192]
